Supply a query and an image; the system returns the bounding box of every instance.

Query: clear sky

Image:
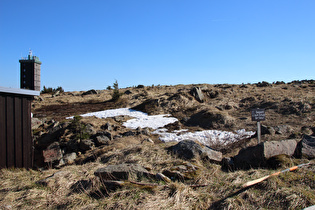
[0,0,314,91]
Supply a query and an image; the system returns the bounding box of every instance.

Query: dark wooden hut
[0,87,39,169]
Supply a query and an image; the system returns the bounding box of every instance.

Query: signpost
[251,108,265,143]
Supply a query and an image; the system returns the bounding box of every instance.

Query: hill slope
[0,80,314,209]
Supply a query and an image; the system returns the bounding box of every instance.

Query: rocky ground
[0,80,314,209]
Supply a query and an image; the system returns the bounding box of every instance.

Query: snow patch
[67,108,255,146]
[123,114,178,130]
[72,108,148,119]
[153,128,255,146]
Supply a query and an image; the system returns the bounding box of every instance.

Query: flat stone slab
[233,139,297,168]
[263,139,297,159]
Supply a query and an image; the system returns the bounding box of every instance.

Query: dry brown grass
[6,81,312,209]
[1,146,314,209]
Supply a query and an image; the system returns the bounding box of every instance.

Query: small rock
[301,126,313,135]
[136,127,142,134]
[190,87,204,102]
[124,90,132,95]
[80,139,95,151]
[168,140,222,163]
[261,125,275,135]
[82,89,98,96]
[70,179,94,193]
[66,139,80,153]
[113,135,122,139]
[95,135,111,146]
[56,159,65,168]
[137,85,145,88]
[42,142,63,163]
[122,131,136,137]
[206,90,219,98]
[37,124,65,149]
[274,125,293,135]
[300,103,312,113]
[114,115,127,122]
[95,131,112,140]
[84,124,96,135]
[36,171,69,187]
[256,81,271,87]
[186,109,235,129]
[132,99,160,115]
[101,180,125,191]
[101,122,112,131]
[32,117,43,129]
[162,169,185,181]
[63,152,77,165]
[141,127,151,135]
[221,157,234,171]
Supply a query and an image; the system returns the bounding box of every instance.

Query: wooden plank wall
[0,93,33,169]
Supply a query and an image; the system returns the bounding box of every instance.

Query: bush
[69,115,90,140]
[111,80,122,101]
[41,86,64,94]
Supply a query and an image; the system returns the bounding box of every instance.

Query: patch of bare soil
[33,98,130,121]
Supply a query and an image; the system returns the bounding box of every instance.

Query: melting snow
[68,108,255,146]
[123,114,178,130]
[152,128,255,145]
[74,108,147,119]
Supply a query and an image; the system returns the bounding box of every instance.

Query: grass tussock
[1,149,314,209]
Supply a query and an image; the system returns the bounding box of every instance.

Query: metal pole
[257,121,261,143]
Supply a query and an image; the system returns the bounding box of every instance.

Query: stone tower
[19,50,41,91]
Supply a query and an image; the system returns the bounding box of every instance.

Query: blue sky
[0,0,314,91]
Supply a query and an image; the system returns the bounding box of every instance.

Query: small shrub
[55,86,64,93]
[69,115,90,140]
[41,86,64,94]
[111,80,122,101]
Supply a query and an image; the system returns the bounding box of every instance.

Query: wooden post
[257,121,261,143]
[251,108,265,144]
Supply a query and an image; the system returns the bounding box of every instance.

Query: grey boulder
[233,139,297,169]
[168,140,222,163]
[190,87,204,102]
[295,135,315,159]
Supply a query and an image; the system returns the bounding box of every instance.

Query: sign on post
[251,109,266,121]
[251,109,265,144]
